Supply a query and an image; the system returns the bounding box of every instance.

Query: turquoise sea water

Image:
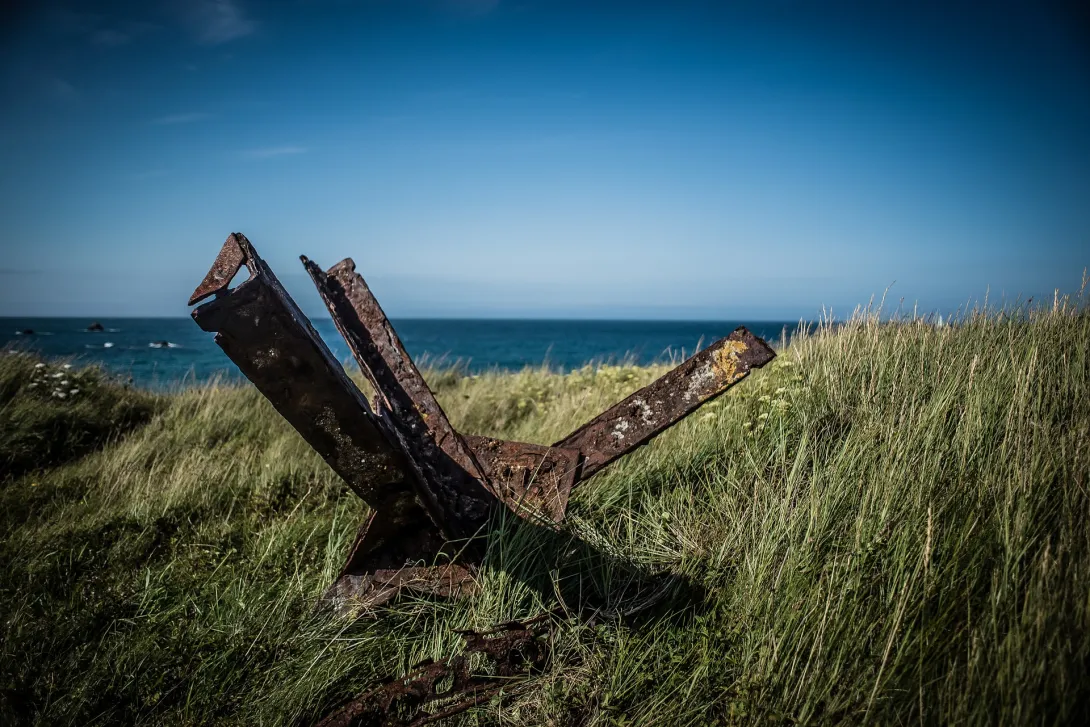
[2,317,800,389]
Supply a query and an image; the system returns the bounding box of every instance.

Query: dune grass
[0,356,159,479]
[1,291,1089,725]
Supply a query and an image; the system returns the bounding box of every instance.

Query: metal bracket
[190,233,776,610]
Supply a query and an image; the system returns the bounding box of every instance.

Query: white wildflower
[35,363,46,368]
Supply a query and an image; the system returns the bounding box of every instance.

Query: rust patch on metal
[463,435,579,523]
[554,327,775,480]
[327,563,479,614]
[188,234,410,506]
[303,256,497,541]
[188,234,247,306]
[325,512,480,613]
[315,612,555,727]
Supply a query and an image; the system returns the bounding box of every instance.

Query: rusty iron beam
[462,435,579,524]
[325,435,579,609]
[324,511,477,612]
[303,256,582,528]
[188,234,413,512]
[315,611,556,727]
[302,255,497,541]
[190,237,475,612]
[555,327,776,480]
[303,255,580,609]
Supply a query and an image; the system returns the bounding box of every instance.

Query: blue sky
[1,0,1088,319]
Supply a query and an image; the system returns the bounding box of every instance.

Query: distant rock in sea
[149,341,179,349]
[87,322,105,332]
[17,329,34,335]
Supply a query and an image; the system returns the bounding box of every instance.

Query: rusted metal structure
[190,232,775,610]
[315,611,557,727]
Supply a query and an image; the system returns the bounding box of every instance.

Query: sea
[2,317,801,389]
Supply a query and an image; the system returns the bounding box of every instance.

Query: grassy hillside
[2,296,1089,725]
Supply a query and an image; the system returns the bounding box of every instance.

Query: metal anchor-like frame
[189,233,775,610]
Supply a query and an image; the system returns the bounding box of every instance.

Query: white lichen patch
[631,397,654,425]
[683,362,717,403]
[684,340,749,402]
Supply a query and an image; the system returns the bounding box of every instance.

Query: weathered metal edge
[555,326,776,480]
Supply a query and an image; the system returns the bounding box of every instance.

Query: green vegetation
[2,293,1089,725]
[0,357,159,479]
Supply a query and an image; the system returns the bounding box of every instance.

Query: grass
[1,289,1089,725]
[0,357,159,479]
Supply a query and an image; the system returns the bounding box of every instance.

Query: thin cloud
[90,29,130,46]
[185,0,257,45]
[244,146,308,158]
[89,22,159,47]
[152,112,211,125]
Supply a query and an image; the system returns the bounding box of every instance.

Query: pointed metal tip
[329,258,356,275]
[189,233,247,307]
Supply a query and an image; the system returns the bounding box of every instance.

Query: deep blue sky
[1,1,1088,319]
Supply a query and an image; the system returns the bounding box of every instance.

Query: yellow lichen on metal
[713,339,749,384]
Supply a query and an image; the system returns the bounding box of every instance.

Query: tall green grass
[1,291,1088,725]
[0,356,159,479]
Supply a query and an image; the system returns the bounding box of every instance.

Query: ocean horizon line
[4,317,805,388]
[1,315,808,323]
